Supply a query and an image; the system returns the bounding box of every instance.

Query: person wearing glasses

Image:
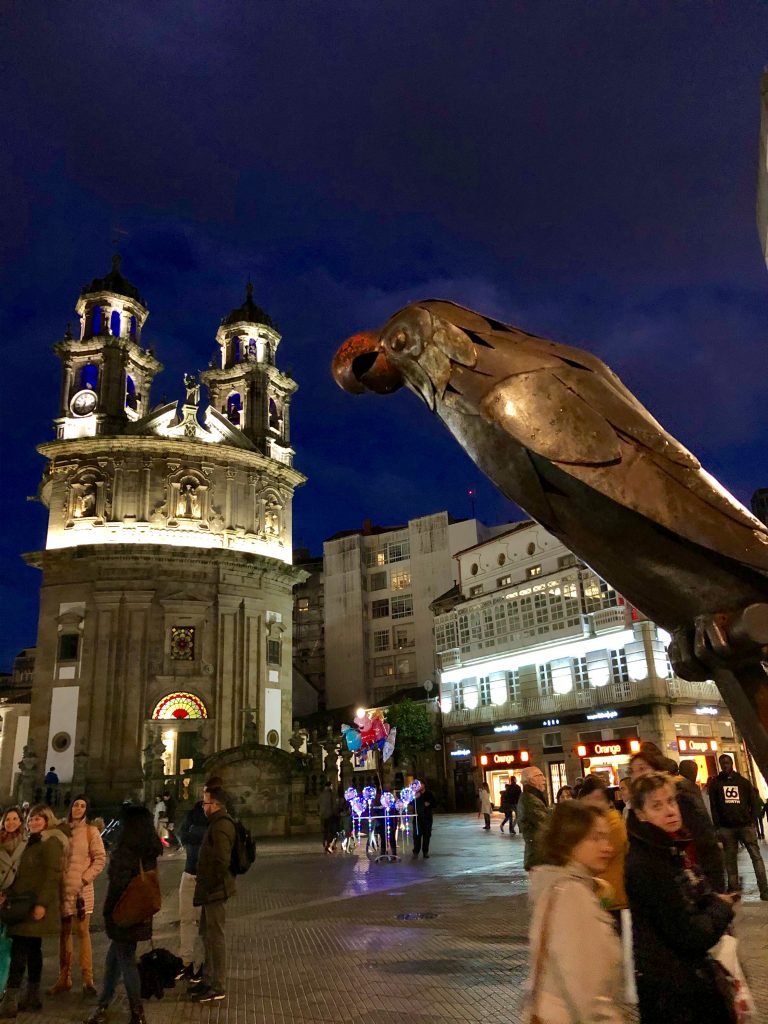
[189,787,236,1004]
[518,766,551,871]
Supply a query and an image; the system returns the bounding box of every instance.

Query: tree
[385,698,434,765]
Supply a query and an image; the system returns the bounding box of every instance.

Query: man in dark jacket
[191,787,236,1002]
[177,775,225,976]
[675,760,726,893]
[517,766,550,871]
[709,754,768,899]
[500,776,522,834]
[412,782,436,858]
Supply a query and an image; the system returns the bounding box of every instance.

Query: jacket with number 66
[193,809,236,906]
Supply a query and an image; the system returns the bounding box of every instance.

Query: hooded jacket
[527,863,623,1024]
[60,798,106,916]
[708,769,760,829]
[6,821,66,938]
[518,785,549,871]
[625,816,733,1024]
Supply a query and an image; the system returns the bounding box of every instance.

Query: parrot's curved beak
[332,332,404,395]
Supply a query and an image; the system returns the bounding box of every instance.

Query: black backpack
[229,817,256,875]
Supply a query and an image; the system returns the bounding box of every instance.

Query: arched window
[268,397,281,431]
[152,691,208,720]
[226,392,242,425]
[91,305,103,336]
[80,363,99,391]
[125,375,137,410]
[232,336,241,363]
[110,310,121,337]
[129,315,137,338]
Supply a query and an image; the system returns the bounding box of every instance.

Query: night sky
[2,4,768,670]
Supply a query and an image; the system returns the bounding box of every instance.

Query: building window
[374,658,394,678]
[611,648,630,684]
[394,626,414,649]
[497,575,512,587]
[537,663,554,697]
[469,584,483,597]
[526,565,542,579]
[267,639,281,665]
[297,598,310,613]
[170,626,195,661]
[395,657,411,678]
[370,571,388,591]
[543,731,562,750]
[371,599,390,619]
[152,691,208,720]
[391,595,413,620]
[386,540,410,563]
[479,677,492,706]
[558,554,579,569]
[373,629,390,652]
[390,570,411,591]
[58,634,80,662]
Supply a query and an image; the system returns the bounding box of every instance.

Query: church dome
[221,282,274,329]
[81,254,145,305]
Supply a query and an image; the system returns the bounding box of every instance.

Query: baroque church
[22,257,305,804]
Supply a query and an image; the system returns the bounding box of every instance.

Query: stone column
[140,458,152,522]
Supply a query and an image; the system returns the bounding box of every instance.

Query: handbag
[708,934,755,1024]
[111,860,161,928]
[528,884,560,1024]
[0,892,36,926]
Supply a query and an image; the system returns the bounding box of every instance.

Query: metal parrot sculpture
[332,299,768,781]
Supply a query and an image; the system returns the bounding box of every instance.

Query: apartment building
[433,521,746,809]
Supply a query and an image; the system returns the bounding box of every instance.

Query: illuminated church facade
[23,258,305,803]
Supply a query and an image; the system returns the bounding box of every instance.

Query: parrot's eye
[389,330,408,352]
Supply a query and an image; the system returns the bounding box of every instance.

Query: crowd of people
[0,776,240,1023]
[319,780,436,857]
[522,748,764,1023]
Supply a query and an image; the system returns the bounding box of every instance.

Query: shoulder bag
[112,860,161,927]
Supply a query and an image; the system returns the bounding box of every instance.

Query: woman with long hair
[0,809,27,895]
[625,772,734,1024]
[49,796,106,997]
[0,805,66,1018]
[527,801,623,1023]
[84,805,162,1024]
[578,775,629,924]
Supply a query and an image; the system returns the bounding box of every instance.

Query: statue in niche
[183,373,200,406]
[176,480,201,519]
[72,481,97,519]
[242,708,258,745]
[248,340,258,361]
[264,496,281,537]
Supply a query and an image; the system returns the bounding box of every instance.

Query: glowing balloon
[395,799,404,812]
[344,786,358,803]
[380,792,395,808]
[362,785,376,802]
[345,730,362,751]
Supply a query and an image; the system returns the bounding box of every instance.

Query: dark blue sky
[2,3,767,669]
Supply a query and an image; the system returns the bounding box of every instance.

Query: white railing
[589,607,627,633]
[666,678,723,702]
[442,679,655,728]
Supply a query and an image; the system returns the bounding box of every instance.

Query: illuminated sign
[478,750,530,768]
[542,718,560,727]
[695,707,719,716]
[576,738,642,759]
[677,737,718,755]
[450,748,471,757]
[586,710,618,721]
[493,723,519,733]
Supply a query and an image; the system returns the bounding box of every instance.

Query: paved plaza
[24,814,768,1023]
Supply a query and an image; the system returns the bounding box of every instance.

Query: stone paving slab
[15,815,768,1023]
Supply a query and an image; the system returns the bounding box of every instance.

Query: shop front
[576,737,642,786]
[675,735,719,782]
[477,749,530,807]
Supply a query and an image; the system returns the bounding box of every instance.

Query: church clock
[70,389,97,417]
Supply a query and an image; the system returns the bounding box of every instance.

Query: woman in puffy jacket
[49,795,106,997]
[0,805,65,1019]
[625,772,735,1024]
[0,809,27,895]
[526,801,623,1023]
[84,805,162,1024]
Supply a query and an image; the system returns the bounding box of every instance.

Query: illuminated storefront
[576,737,642,786]
[477,749,530,806]
[676,735,719,782]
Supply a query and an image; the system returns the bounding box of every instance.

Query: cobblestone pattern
[15,815,768,1024]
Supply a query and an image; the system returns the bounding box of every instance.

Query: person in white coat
[526,801,623,1024]
[477,783,492,830]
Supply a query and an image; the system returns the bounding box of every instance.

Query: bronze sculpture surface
[333,300,768,780]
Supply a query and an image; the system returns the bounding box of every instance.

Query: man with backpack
[190,787,236,1003]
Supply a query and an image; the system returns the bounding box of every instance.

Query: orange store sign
[576,738,642,759]
[478,750,530,768]
[677,737,718,755]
